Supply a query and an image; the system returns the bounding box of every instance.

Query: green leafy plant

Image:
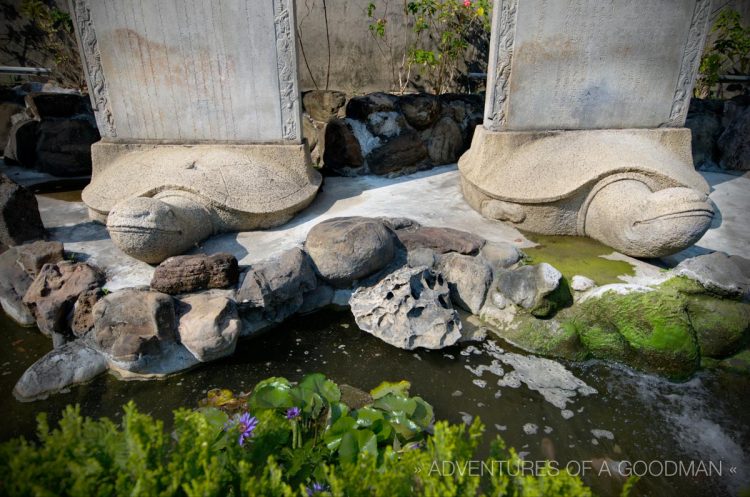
[696,8,750,98]
[0,374,594,496]
[366,1,415,94]
[9,0,85,89]
[405,0,491,94]
[367,0,491,94]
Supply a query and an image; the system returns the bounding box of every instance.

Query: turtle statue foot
[106,191,214,264]
[584,180,714,258]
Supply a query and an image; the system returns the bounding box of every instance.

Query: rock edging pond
[2,216,749,400]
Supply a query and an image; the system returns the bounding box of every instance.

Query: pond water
[1,311,748,497]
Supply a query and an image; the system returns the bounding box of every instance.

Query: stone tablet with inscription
[71,0,300,142]
[484,0,711,131]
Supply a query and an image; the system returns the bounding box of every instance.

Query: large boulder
[23,261,105,337]
[480,242,523,268]
[0,102,25,154]
[305,217,396,287]
[24,92,88,119]
[303,90,347,122]
[0,174,46,248]
[346,92,399,120]
[349,265,462,350]
[92,289,177,368]
[496,263,568,317]
[367,111,408,139]
[13,341,108,401]
[35,118,100,176]
[237,247,318,323]
[0,242,64,326]
[396,226,485,255]
[177,293,240,362]
[437,253,493,314]
[674,252,750,299]
[150,253,239,294]
[3,119,38,166]
[685,111,721,167]
[424,116,464,164]
[323,118,364,173]
[398,93,440,129]
[718,106,750,170]
[365,131,428,175]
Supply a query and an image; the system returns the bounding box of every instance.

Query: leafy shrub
[696,8,750,98]
[0,374,592,497]
[367,0,491,94]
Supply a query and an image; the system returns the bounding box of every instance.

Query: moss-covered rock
[687,296,750,358]
[481,308,587,361]
[482,272,750,380]
[716,349,750,375]
[568,286,699,378]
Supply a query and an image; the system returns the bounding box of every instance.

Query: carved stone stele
[461,0,714,257]
[69,0,320,263]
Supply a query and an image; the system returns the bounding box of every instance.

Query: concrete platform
[13,164,750,290]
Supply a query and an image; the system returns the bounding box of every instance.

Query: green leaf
[372,393,417,416]
[248,377,294,409]
[354,407,384,428]
[299,373,341,404]
[369,380,411,400]
[323,416,357,451]
[410,396,435,429]
[338,429,377,465]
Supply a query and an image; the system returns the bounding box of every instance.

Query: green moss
[570,286,699,378]
[717,348,750,375]
[483,311,588,361]
[521,234,635,285]
[687,296,750,358]
[531,276,574,318]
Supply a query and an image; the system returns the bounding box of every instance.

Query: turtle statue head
[584,182,714,258]
[106,192,213,264]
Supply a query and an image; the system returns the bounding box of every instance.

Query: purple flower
[225,412,258,447]
[286,406,301,420]
[306,482,328,496]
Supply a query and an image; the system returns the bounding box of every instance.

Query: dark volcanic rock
[23,261,105,337]
[718,106,750,171]
[399,93,441,129]
[35,118,100,177]
[0,174,46,247]
[151,253,239,294]
[3,119,38,166]
[365,131,428,175]
[25,92,87,119]
[396,226,485,255]
[346,92,398,120]
[323,118,364,173]
[425,116,464,164]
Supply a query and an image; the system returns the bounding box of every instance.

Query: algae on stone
[482,274,749,379]
[521,234,635,285]
[568,286,699,378]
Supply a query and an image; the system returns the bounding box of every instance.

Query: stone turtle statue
[82,143,321,263]
[459,127,714,257]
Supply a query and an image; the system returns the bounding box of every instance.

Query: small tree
[696,8,750,98]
